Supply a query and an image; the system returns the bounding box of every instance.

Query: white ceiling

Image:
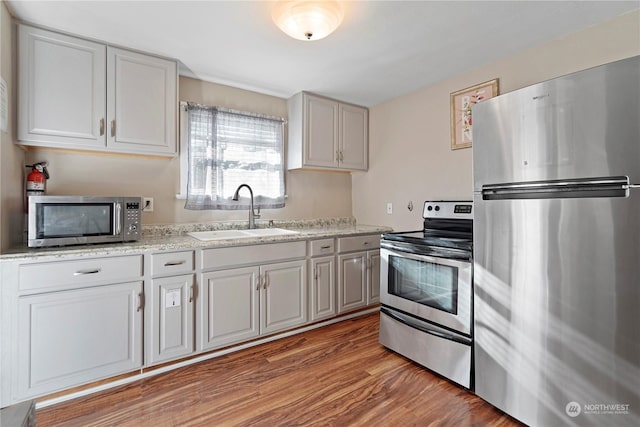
[6,1,639,107]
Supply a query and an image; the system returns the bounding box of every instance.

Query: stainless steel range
[379,200,473,388]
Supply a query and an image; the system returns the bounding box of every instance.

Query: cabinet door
[17,282,143,399]
[310,256,336,321]
[337,252,367,313]
[261,260,307,335]
[18,25,106,148]
[367,250,381,304]
[339,104,369,171]
[107,47,177,156]
[200,267,259,350]
[147,275,194,365]
[304,94,339,168]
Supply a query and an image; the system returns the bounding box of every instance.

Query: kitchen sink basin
[243,228,299,237]
[187,228,299,241]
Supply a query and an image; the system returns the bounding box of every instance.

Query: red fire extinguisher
[25,162,49,211]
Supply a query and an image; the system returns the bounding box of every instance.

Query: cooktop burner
[381,201,473,253]
[381,230,472,252]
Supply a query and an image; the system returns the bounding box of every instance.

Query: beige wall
[353,10,640,232]
[21,77,353,230]
[0,2,25,252]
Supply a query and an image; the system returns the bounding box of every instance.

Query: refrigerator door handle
[482,176,630,200]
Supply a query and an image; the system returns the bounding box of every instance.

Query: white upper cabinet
[287,92,368,171]
[18,25,106,148]
[107,47,176,155]
[17,24,177,157]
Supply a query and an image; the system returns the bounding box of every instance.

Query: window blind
[184,103,286,210]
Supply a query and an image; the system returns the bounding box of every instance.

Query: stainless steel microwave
[28,196,142,248]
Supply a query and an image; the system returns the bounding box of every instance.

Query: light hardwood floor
[36,313,523,426]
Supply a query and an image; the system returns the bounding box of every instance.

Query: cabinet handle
[263,273,269,289]
[255,274,262,291]
[137,292,145,312]
[189,286,194,303]
[73,268,101,276]
[99,118,105,136]
[164,260,186,267]
[363,241,370,246]
[110,120,116,137]
[336,150,340,162]
[321,245,331,250]
[314,267,319,281]
[339,151,344,161]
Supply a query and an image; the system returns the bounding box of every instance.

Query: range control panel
[423,201,473,219]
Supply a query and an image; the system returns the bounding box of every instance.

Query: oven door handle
[381,307,472,346]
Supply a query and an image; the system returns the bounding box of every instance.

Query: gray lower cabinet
[310,256,336,321]
[337,251,368,313]
[17,281,143,399]
[200,259,307,351]
[337,234,381,314]
[308,238,336,322]
[147,274,195,364]
[368,251,381,305]
[261,260,307,335]
[147,250,196,365]
[200,266,260,350]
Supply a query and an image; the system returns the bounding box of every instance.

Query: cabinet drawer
[151,251,194,276]
[201,241,306,270]
[337,235,380,253]
[19,255,143,293]
[309,238,335,257]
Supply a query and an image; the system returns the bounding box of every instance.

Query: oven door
[380,245,472,335]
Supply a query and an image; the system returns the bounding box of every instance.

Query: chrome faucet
[232,184,260,229]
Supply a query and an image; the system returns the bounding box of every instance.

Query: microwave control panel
[123,198,141,240]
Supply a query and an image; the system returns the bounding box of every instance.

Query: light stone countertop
[0,217,393,261]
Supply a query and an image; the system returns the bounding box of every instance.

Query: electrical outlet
[143,197,154,212]
[386,202,393,214]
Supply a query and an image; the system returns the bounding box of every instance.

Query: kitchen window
[180,102,286,210]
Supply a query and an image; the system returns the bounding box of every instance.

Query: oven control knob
[427,205,433,211]
[435,206,440,211]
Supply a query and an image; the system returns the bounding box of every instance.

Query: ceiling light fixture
[272,1,344,41]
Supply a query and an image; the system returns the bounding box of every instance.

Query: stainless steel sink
[187,228,299,241]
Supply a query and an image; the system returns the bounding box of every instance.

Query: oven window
[388,255,458,314]
[36,203,114,238]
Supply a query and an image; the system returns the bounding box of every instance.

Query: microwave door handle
[115,203,122,235]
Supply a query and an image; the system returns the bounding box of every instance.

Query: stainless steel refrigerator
[472,56,639,427]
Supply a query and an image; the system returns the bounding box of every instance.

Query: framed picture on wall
[450,78,499,150]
